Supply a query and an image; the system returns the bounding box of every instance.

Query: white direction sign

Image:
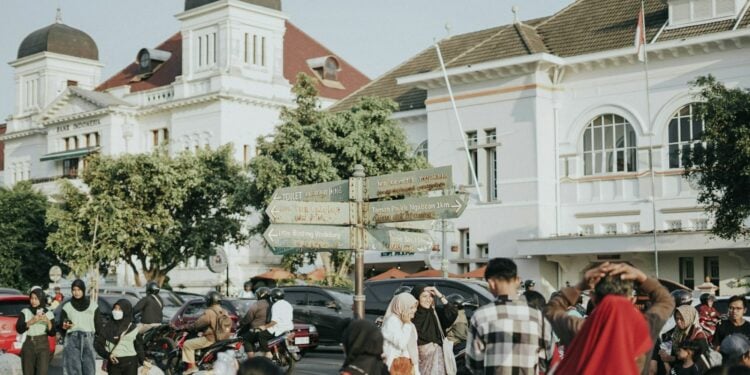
[366,194,469,224]
[266,200,353,225]
[271,180,349,202]
[264,224,353,254]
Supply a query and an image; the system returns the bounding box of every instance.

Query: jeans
[63,331,96,375]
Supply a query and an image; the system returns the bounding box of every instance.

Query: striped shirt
[467,296,553,375]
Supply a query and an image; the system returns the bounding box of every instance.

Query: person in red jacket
[697,293,719,342]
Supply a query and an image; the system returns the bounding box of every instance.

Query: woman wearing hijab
[94,299,144,375]
[16,288,55,375]
[551,294,652,375]
[60,279,102,375]
[659,305,710,372]
[410,285,457,375]
[382,292,419,375]
[339,320,389,375]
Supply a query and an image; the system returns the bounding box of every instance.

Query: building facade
[335,0,750,295]
[1,0,368,293]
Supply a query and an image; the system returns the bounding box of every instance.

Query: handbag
[390,357,414,375]
[433,308,458,375]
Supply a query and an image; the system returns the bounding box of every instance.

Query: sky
[0,0,572,119]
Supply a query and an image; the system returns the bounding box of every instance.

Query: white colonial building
[334,0,750,295]
[1,0,368,292]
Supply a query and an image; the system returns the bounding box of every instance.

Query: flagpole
[434,42,483,203]
[640,0,660,278]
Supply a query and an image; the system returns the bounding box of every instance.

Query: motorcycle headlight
[307,325,317,333]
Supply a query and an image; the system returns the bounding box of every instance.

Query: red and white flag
[634,5,647,62]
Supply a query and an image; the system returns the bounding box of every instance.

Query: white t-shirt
[268,300,294,336]
[239,290,255,299]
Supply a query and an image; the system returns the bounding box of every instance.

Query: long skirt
[417,342,445,375]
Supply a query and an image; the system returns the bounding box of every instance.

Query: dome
[17,22,98,60]
[185,0,281,11]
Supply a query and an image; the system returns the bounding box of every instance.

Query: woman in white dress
[381,292,420,375]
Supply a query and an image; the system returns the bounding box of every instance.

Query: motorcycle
[142,324,178,371]
[245,329,299,374]
[162,330,244,375]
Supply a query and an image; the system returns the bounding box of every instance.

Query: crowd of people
[336,258,750,375]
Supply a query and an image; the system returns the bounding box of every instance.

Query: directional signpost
[263,165,468,319]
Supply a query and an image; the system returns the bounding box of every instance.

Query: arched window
[582,114,637,175]
[668,104,705,169]
[414,140,428,159]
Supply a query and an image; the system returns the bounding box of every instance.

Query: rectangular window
[667,220,682,230]
[261,36,266,66]
[152,130,159,147]
[67,80,78,87]
[253,35,258,65]
[244,33,249,63]
[63,158,79,178]
[243,145,251,165]
[198,36,203,67]
[627,222,641,233]
[679,257,695,289]
[579,224,594,236]
[692,218,708,230]
[477,243,489,257]
[460,229,470,256]
[212,32,217,63]
[603,223,617,235]
[486,132,497,201]
[704,256,719,288]
[466,131,478,184]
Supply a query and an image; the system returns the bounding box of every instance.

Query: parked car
[0,288,22,295]
[280,286,354,345]
[170,298,319,350]
[98,286,184,323]
[364,278,495,322]
[0,295,56,355]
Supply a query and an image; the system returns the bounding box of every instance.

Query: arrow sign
[366,166,452,199]
[365,228,434,253]
[366,194,469,224]
[263,224,353,255]
[272,180,349,202]
[266,200,353,225]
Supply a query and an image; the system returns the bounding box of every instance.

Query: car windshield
[0,300,26,316]
[328,290,354,306]
[228,299,255,316]
[158,291,183,308]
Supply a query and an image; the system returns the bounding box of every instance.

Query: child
[670,340,702,375]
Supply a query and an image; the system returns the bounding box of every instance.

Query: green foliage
[0,182,63,290]
[247,73,428,281]
[47,145,252,284]
[684,75,750,239]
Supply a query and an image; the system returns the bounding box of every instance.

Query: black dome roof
[185,0,281,11]
[18,23,98,60]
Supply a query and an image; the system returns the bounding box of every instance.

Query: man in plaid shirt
[467,258,553,374]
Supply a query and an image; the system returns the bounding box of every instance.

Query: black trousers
[243,330,274,352]
[21,335,50,375]
[107,356,139,375]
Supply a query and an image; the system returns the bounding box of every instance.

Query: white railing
[144,87,175,105]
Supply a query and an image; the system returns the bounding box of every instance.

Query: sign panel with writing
[271,180,349,202]
[365,228,434,253]
[365,166,452,199]
[266,200,353,225]
[264,224,353,255]
[366,194,468,224]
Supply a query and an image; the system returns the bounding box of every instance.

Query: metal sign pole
[351,164,366,320]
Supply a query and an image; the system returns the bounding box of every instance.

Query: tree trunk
[126,260,142,287]
[143,268,168,287]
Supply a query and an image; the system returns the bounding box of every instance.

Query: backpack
[212,308,233,341]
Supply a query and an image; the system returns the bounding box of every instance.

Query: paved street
[48,345,344,374]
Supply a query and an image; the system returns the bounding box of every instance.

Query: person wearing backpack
[94,299,144,375]
[133,282,163,332]
[182,291,231,374]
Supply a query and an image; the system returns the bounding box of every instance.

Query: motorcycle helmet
[269,288,285,303]
[700,293,716,305]
[523,280,536,290]
[446,294,467,309]
[205,291,222,307]
[256,287,271,300]
[671,289,693,307]
[146,281,160,295]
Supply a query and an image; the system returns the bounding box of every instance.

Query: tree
[247,73,428,285]
[0,182,63,290]
[47,145,253,285]
[684,75,750,240]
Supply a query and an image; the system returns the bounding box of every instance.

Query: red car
[170,298,319,350]
[0,295,56,355]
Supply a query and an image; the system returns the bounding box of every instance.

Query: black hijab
[410,284,443,346]
[70,279,90,312]
[29,288,47,315]
[340,319,388,375]
[104,299,136,342]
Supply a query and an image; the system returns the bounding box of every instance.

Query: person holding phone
[16,288,55,375]
[59,279,102,375]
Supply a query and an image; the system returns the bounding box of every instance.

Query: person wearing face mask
[95,299,144,375]
[382,292,420,375]
[59,279,103,375]
[17,288,55,375]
